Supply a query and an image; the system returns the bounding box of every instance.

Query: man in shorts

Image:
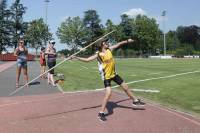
[73,38,145,121]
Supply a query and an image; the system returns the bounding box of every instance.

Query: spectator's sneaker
[132,99,146,107]
[98,112,107,121]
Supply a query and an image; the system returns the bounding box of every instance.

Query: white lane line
[63,88,105,94]
[96,70,200,92]
[125,70,200,85]
[56,84,65,93]
[131,89,160,93]
[81,66,89,69]
[59,70,200,94]
[130,74,137,77]
[147,72,162,75]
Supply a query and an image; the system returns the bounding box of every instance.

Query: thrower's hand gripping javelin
[9,30,115,96]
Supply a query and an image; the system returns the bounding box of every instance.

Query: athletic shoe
[98,112,106,121]
[132,99,146,107]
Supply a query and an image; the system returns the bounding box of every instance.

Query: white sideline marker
[59,70,200,94]
[103,70,200,93]
[81,66,89,69]
[125,70,200,85]
[131,89,160,93]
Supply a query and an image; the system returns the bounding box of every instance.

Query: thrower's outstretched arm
[109,39,134,51]
[73,54,98,62]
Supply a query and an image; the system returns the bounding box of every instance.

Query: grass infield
[55,58,200,115]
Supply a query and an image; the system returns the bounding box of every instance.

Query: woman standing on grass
[14,39,29,88]
[73,38,145,121]
[45,41,56,86]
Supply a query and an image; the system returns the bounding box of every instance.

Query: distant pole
[44,0,50,46]
[162,10,167,56]
[44,0,50,24]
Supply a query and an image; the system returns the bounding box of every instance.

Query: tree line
[57,10,200,57]
[0,0,52,55]
[1,0,200,57]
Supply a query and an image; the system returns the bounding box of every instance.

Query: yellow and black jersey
[97,49,116,80]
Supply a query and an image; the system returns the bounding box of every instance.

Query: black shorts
[104,75,124,88]
[47,61,56,74]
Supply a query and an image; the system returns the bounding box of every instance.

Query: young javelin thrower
[73,38,145,121]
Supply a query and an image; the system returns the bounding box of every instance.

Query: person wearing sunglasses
[73,38,145,121]
[14,39,29,88]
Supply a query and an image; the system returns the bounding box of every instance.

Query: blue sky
[7,0,200,51]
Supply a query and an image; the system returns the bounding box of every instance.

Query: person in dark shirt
[40,47,46,79]
[45,41,56,86]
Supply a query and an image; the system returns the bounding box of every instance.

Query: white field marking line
[130,74,137,77]
[59,70,200,94]
[147,72,162,75]
[56,84,65,93]
[148,103,200,126]
[125,70,200,86]
[131,89,160,93]
[63,88,105,94]
[9,30,115,96]
[96,70,200,91]
[81,66,89,69]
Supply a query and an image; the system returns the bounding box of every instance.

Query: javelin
[9,30,115,96]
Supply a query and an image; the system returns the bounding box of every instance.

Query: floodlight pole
[162,10,167,56]
[44,0,50,24]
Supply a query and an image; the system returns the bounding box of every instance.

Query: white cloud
[123,8,147,17]
[123,8,169,25]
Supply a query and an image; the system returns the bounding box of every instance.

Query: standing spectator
[40,47,46,79]
[46,41,56,86]
[14,39,29,88]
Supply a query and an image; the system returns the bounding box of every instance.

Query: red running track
[0,91,199,133]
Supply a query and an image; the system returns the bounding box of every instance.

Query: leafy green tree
[10,0,27,49]
[24,18,52,55]
[0,0,11,53]
[83,9,104,54]
[120,14,135,39]
[134,15,160,55]
[165,30,180,53]
[57,16,87,53]
[117,14,135,50]
[105,19,121,44]
[176,25,200,50]
[175,44,194,57]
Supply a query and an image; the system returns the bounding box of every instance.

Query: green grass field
[55,58,200,116]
